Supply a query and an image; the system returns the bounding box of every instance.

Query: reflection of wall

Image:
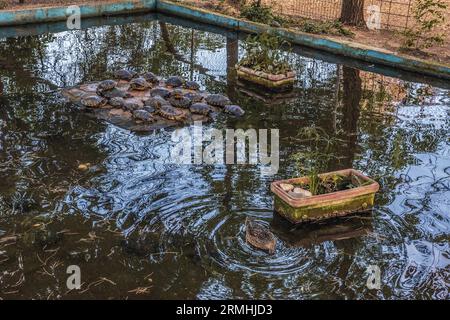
[360,71,407,115]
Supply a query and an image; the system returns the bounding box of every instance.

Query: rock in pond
[61,78,245,132]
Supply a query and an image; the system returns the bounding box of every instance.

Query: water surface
[0,15,449,299]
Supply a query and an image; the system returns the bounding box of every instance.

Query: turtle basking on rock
[169,89,184,99]
[142,105,156,114]
[114,69,136,81]
[156,104,186,122]
[96,79,117,96]
[101,87,132,99]
[81,95,107,108]
[133,110,156,123]
[123,100,141,112]
[245,217,276,254]
[184,92,204,103]
[205,94,231,108]
[150,87,171,99]
[169,95,191,109]
[184,80,200,91]
[224,105,245,117]
[165,76,184,88]
[144,96,167,109]
[129,77,150,91]
[168,89,191,108]
[190,103,211,116]
[142,72,159,85]
[109,97,125,108]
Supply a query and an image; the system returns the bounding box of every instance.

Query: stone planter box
[236,65,295,91]
[270,169,379,224]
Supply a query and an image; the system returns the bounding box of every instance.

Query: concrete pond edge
[0,0,449,81]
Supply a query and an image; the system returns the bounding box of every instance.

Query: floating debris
[245,218,277,254]
[77,163,91,171]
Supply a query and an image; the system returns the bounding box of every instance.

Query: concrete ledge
[0,0,156,26]
[0,0,449,81]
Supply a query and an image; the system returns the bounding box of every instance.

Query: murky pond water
[0,14,449,299]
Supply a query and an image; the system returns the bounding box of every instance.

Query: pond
[0,13,449,299]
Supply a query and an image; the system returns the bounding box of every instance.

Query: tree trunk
[339,66,362,169]
[340,0,365,26]
[226,37,239,100]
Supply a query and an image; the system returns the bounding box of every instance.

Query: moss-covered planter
[236,65,295,91]
[270,169,379,224]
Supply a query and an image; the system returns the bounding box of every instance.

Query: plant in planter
[271,127,379,223]
[236,32,295,91]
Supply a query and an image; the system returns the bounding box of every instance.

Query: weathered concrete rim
[0,0,156,26]
[0,0,449,81]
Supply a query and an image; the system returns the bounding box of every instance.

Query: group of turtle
[80,70,245,123]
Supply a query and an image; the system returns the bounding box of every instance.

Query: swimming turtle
[184,92,204,103]
[96,79,117,96]
[205,94,231,107]
[114,69,136,81]
[81,95,107,108]
[184,80,200,91]
[150,87,171,99]
[123,100,141,112]
[224,105,245,117]
[142,72,159,85]
[156,104,186,122]
[245,217,276,254]
[129,77,150,91]
[109,97,125,108]
[169,96,191,109]
[133,110,156,123]
[165,76,184,88]
[190,103,211,116]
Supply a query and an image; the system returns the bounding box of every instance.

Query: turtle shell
[81,95,107,108]
[142,72,159,85]
[133,110,156,122]
[205,94,231,107]
[114,69,136,81]
[123,101,141,111]
[109,97,125,108]
[165,76,184,88]
[100,87,131,99]
[145,96,167,109]
[184,92,204,103]
[190,103,211,116]
[169,89,184,99]
[97,80,117,93]
[129,77,150,91]
[142,105,156,114]
[169,96,191,109]
[157,104,186,121]
[184,80,200,90]
[150,87,171,99]
[224,105,245,117]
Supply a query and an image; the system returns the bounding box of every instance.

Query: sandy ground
[0,0,449,64]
